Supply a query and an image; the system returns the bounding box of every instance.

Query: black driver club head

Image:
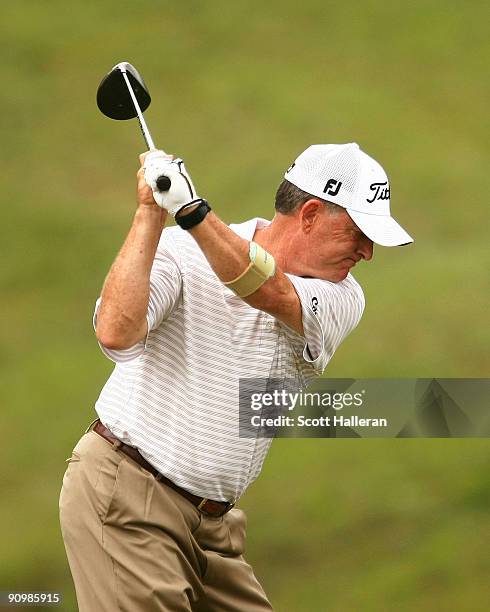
[97,61,151,120]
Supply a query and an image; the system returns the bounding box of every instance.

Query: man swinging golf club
[59,64,413,612]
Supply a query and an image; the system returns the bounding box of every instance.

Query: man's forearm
[187,212,250,282]
[96,205,167,349]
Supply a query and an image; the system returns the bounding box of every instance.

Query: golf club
[97,61,171,191]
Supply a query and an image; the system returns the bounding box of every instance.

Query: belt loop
[112,440,122,451]
[85,417,100,434]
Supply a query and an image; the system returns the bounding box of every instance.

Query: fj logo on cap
[367,182,390,203]
[323,179,342,197]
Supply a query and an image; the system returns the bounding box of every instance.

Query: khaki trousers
[59,429,273,612]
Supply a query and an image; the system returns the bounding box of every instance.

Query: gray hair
[274,179,343,215]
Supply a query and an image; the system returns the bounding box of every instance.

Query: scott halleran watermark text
[238,378,489,438]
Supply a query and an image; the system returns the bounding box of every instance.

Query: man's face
[298,203,374,282]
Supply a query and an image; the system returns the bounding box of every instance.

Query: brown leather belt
[92,420,235,517]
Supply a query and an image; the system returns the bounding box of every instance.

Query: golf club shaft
[118,65,171,191]
[121,70,156,150]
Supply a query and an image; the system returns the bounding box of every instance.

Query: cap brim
[347,209,414,247]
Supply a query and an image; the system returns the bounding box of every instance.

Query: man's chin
[333,269,350,282]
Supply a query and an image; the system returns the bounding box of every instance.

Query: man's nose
[358,235,374,261]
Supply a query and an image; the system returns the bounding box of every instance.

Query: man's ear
[299,199,324,233]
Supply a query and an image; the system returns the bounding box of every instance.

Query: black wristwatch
[175,199,212,230]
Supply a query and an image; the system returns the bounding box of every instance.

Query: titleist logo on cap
[367,182,390,204]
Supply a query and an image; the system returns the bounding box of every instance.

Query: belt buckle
[197,498,209,511]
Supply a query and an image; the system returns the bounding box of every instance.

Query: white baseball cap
[284,143,413,247]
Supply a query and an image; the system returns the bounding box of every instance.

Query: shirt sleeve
[93,230,183,363]
[280,273,365,375]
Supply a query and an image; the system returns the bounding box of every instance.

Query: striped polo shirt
[93,217,365,502]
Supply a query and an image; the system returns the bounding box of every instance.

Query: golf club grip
[156,175,171,191]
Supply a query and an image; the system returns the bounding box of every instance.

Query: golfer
[59,143,412,611]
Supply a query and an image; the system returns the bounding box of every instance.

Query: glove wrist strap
[175,199,211,230]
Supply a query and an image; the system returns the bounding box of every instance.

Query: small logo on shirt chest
[311,297,319,315]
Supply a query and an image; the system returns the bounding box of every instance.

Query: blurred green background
[1,1,489,610]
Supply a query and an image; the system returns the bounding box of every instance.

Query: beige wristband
[224,242,276,297]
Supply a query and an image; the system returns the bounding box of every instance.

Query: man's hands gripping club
[141,150,201,215]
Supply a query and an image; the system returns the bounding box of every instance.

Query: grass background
[1,1,489,610]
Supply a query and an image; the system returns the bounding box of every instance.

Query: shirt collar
[230,217,271,241]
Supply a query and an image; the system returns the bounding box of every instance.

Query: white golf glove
[143,150,200,216]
